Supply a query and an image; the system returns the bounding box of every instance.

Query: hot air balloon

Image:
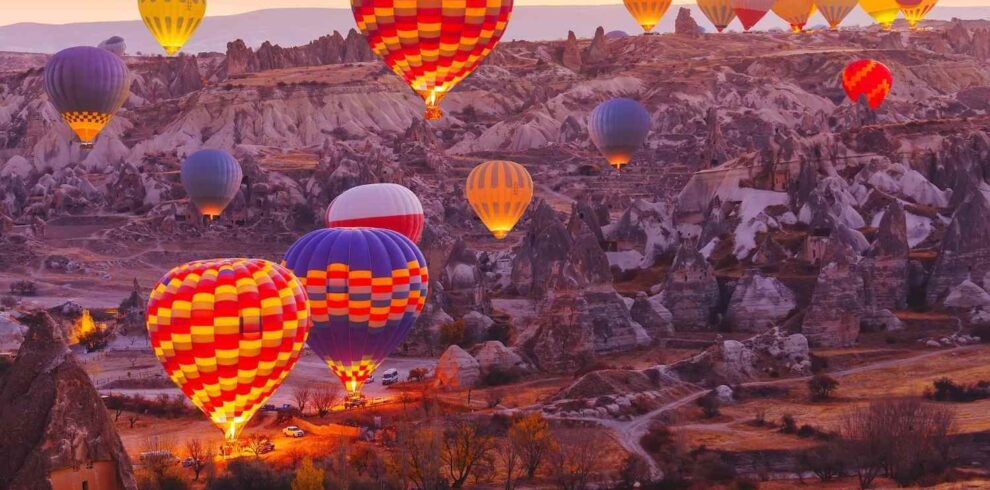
[698,0,738,32]
[282,228,429,396]
[465,160,534,239]
[351,0,513,120]
[44,46,131,148]
[859,0,900,29]
[588,98,652,171]
[842,59,893,110]
[138,0,207,56]
[146,258,310,441]
[772,0,817,32]
[731,0,776,30]
[326,183,425,243]
[897,0,937,28]
[624,0,673,33]
[815,0,858,29]
[181,149,243,218]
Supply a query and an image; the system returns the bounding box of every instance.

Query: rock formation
[440,240,490,318]
[97,36,126,56]
[629,292,674,339]
[662,242,720,330]
[473,341,529,377]
[0,312,136,490]
[669,328,811,385]
[434,345,480,389]
[581,27,608,68]
[725,270,797,332]
[802,253,864,347]
[674,7,701,37]
[219,30,374,78]
[927,189,990,308]
[604,199,678,268]
[862,201,909,312]
[560,31,582,72]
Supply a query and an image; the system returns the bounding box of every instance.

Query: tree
[798,441,845,482]
[442,423,497,488]
[397,423,445,490]
[485,389,503,409]
[312,382,342,417]
[208,459,291,490]
[440,320,465,347]
[508,412,555,479]
[498,440,520,490]
[292,386,312,415]
[128,414,140,429]
[243,434,273,460]
[291,458,325,490]
[184,438,212,482]
[841,398,955,488]
[547,431,606,490]
[808,374,840,401]
[696,391,721,418]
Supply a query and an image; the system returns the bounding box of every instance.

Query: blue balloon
[180,149,243,218]
[588,98,651,171]
[282,228,429,395]
[44,46,131,144]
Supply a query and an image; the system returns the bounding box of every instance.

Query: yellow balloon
[898,0,937,28]
[623,0,674,32]
[465,161,534,240]
[859,0,900,29]
[772,0,817,32]
[815,0,858,29]
[698,0,737,32]
[138,0,207,56]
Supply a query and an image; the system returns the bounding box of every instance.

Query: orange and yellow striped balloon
[698,0,737,32]
[146,258,310,441]
[859,0,900,29]
[897,0,937,28]
[815,0,858,29]
[138,0,207,56]
[772,0,816,32]
[351,0,513,120]
[623,0,674,32]
[465,160,533,239]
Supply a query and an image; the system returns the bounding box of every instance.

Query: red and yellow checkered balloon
[351,0,514,120]
[146,258,311,441]
[842,59,893,110]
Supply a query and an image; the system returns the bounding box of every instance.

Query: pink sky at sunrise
[1,0,985,26]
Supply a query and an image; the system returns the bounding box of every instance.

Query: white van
[381,368,400,385]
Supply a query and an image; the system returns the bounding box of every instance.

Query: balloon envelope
[897,0,936,27]
[772,0,817,32]
[351,0,513,120]
[181,149,243,218]
[326,183,425,243]
[146,258,310,441]
[44,46,131,145]
[623,0,673,32]
[282,228,429,395]
[588,98,651,171]
[814,0,858,28]
[698,0,738,32]
[731,0,776,30]
[859,0,900,28]
[842,59,893,110]
[138,0,207,56]
[465,160,534,239]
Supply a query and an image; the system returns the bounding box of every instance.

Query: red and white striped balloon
[325,183,425,243]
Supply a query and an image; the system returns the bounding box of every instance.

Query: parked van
[381,368,400,385]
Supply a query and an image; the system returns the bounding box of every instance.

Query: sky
[2,0,986,26]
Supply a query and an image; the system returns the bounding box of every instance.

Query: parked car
[366,374,375,383]
[381,368,400,386]
[181,457,195,468]
[244,441,275,455]
[283,426,305,438]
[275,403,292,411]
[140,450,178,466]
[261,404,277,412]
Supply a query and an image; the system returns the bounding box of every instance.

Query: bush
[408,367,429,382]
[925,377,990,402]
[692,452,736,483]
[780,414,797,434]
[439,320,465,347]
[798,441,845,482]
[808,374,839,401]
[209,459,291,490]
[10,280,36,296]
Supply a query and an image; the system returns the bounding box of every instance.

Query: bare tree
[141,435,177,479]
[442,422,496,488]
[242,434,272,459]
[184,438,212,481]
[547,431,606,490]
[127,414,140,429]
[292,386,312,415]
[485,389,503,409]
[841,398,955,488]
[498,440,521,490]
[312,382,343,417]
[397,422,445,490]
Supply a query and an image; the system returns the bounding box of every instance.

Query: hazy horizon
[5,0,990,26]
